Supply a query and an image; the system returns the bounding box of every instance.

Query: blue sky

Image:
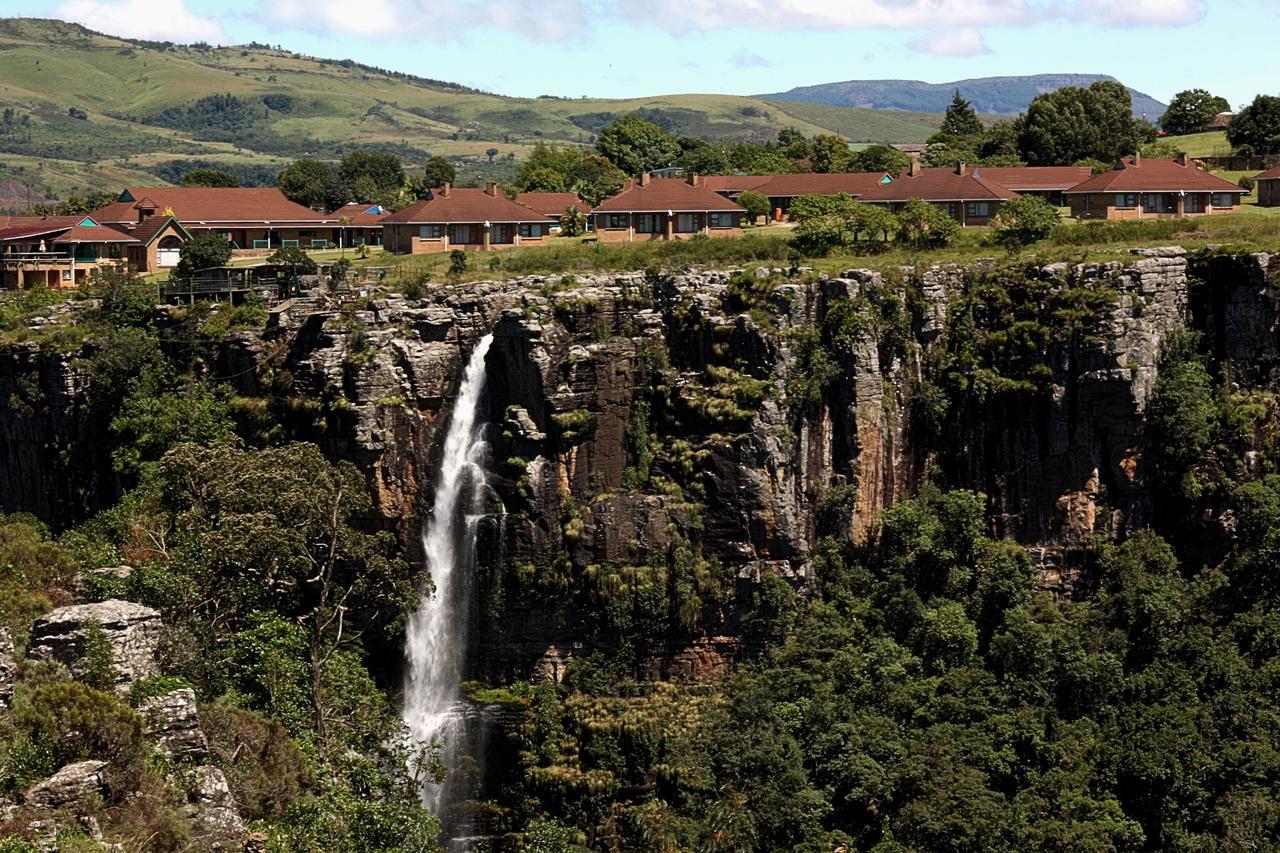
[7,0,1276,108]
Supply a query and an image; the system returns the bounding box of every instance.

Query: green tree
[154,442,412,747]
[278,158,345,210]
[1017,81,1144,165]
[1227,94,1280,155]
[896,197,960,248]
[266,244,318,275]
[596,114,680,175]
[1145,331,1215,500]
[514,142,625,205]
[180,167,239,188]
[418,155,457,190]
[939,89,983,140]
[991,194,1060,252]
[809,134,854,173]
[1159,88,1231,135]
[174,233,232,278]
[337,150,405,204]
[849,144,911,175]
[736,190,771,224]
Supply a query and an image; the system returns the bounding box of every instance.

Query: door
[156,236,183,268]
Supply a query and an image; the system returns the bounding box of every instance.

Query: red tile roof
[753,172,893,199]
[1065,158,1243,194]
[51,225,138,244]
[0,215,84,230]
[700,175,774,194]
[515,192,592,215]
[128,215,188,246]
[861,167,1018,203]
[971,166,1093,192]
[381,188,555,224]
[593,177,745,213]
[1253,165,1280,181]
[93,188,339,227]
[331,203,391,226]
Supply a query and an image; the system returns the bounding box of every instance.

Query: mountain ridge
[763,73,1167,119]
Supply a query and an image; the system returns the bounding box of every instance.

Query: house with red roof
[331,203,389,247]
[0,215,172,288]
[592,174,746,242]
[1063,154,1244,220]
[93,187,343,254]
[381,183,555,254]
[1252,165,1280,207]
[514,192,593,232]
[859,163,1018,225]
[750,172,894,221]
[968,166,1093,206]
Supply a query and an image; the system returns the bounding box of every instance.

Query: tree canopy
[1159,88,1231,135]
[1016,81,1148,166]
[180,167,239,188]
[278,158,345,210]
[1227,94,1280,155]
[596,114,681,176]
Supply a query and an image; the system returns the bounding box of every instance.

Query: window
[1115,193,1138,208]
[709,212,734,229]
[605,213,629,229]
[965,201,990,217]
[637,214,663,234]
[1142,194,1167,212]
[519,223,544,238]
[1184,193,1204,213]
[675,213,696,232]
[1211,193,1235,209]
[310,238,328,248]
[252,239,270,249]
[282,239,300,248]
[418,225,443,239]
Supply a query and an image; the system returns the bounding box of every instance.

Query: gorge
[1,245,1280,848]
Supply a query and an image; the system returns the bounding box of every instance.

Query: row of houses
[0,155,1264,288]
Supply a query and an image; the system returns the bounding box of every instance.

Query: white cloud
[614,0,1206,32]
[908,28,992,57]
[268,0,589,42]
[1074,0,1206,26]
[731,49,771,68]
[53,0,228,43]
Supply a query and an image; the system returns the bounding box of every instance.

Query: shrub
[173,233,232,279]
[266,245,317,275]
[201,703,312,821]
[896,198,960,249]
[11,680,142,775]
[991,195,1060,253]
[1238,174,1255,193]
[737,191,771,224]
[448,249,468,276]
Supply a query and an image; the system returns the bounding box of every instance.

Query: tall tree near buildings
[1160,88,1231,135]
[1016,81,1143,165]
[419,155,456,189]
[1227,95,1280,155]
[940,89,983,139]
[278,158,345,210]
[596,114,680,175]
[848,144,911,175]
[810,134,854,173]
[337,150,404,203]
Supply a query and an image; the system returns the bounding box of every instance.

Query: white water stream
[403,333,494,816]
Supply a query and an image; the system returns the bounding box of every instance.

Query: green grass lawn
[1170,131,1233,158]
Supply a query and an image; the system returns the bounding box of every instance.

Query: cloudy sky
[8,0,1275,107]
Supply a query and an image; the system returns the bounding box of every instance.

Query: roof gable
[593,177,745,213]
[1064,158,1244,194]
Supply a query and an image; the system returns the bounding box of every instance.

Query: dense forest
[0,247,1279,851]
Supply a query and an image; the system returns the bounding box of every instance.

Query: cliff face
[3,248,1278,679]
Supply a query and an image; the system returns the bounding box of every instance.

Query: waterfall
[403,333,494,818]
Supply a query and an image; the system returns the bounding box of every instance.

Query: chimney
[908,158,921,178]
[484,181,498,197]
[1175,151,1188,167]
[441,182,451,197]
[639,172,651,187]
[956,162,967,176]
[687,173,700,187]
[1133,150,1141,166]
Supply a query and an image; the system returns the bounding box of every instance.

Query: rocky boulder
[0,628,15,708]
[140,688,208,760]
[187,765,247,848]
[25,760,107,810]
[27,599,162,694]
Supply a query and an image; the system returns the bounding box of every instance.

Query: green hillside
[0,18,947,203]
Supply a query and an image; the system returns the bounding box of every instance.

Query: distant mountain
[763,74,1167,120]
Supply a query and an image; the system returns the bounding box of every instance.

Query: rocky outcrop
[25,760,107,810]
[0,628,15,708]
[186,765,246,848]
[27,599,162,693]
[140,688,208,760]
